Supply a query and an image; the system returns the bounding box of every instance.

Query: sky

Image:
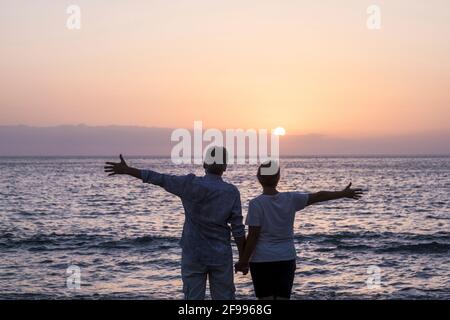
[0,0,450,153]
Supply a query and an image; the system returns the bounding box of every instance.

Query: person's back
[177,173,242,265]
[246,192,308,263]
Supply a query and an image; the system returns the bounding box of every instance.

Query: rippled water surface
[0,157,449,299]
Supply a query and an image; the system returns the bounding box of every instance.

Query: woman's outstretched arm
[307,182,364,206]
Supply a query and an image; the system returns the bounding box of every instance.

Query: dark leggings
[249,259,296,299]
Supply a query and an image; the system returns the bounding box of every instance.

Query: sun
[273,127,286,136]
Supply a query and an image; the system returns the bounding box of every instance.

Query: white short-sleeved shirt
[245,192,309,263]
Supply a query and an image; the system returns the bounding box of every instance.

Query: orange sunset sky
[1,0,450,140]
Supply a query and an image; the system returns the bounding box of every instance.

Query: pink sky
[1,0,449,143]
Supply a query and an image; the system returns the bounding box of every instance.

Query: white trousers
[181,251,236,300]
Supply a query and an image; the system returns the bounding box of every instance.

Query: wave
[0,232,179,250]
[295,231,450,254]
[93,235,179,249]
[316,241,450,254]
[2,231,449,254]
[376,242,450,254]
[295,230,450,242]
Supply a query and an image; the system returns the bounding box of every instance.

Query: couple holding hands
[104,146,363,300]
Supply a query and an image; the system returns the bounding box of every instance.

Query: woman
[235,161,364,300]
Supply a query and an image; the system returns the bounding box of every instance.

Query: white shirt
[245,192,309,263]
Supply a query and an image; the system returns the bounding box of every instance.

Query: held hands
[235,261,249,275]
[342,182,364,200]
[104,154,129,176]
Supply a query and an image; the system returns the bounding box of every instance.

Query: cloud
[280,132,450,155]
[0,125,448,156]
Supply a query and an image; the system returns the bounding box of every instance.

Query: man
[104,146,245,299]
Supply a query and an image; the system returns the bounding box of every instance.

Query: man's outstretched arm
[104,155,189,197]
[307,182,364,206]
[104,154,141,179]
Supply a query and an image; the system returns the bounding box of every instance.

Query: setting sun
[273,127,286,136]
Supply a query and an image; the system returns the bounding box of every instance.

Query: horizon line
[1,154,449,158]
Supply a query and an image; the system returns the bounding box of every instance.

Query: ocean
[0,156,449,299]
